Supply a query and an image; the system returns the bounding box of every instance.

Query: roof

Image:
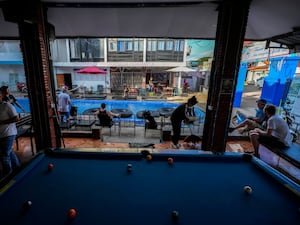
[0,0,299,51]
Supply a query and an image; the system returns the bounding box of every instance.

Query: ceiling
[0,0,299,51]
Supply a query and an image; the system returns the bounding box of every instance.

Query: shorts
[258,135,288,150]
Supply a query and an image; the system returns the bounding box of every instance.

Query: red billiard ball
[167,157,174,164]
[48,163,54,171]
[68,208,77,219]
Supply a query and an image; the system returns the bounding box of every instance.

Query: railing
[16,114,34,155]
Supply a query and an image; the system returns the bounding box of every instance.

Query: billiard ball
[127,164,132,172]
[23,200,32,209]
[48,163,54,171]
[146,155,152,161]
[167,157,174,164]
[244,185,252,194]
[68,208,77,219]
[171,210,179,219]
[141,150,150,157]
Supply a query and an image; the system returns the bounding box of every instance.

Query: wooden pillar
[2,1,62,150]
[202,0,251,152]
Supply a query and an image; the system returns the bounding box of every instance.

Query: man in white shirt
[0,88,20,178]
[249,104,292,158]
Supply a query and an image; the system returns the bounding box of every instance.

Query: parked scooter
[281,106,298,142]
[16,82,27,93]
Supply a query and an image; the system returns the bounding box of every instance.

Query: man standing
[1,86,26,113]
[0,89,20,178]
[58,86,71,123]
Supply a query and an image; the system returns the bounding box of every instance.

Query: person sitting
[143,111,157,129]
[229,98,267,134]
[249,104,292,158]
[95,103,120,127]
[149,79,154,92]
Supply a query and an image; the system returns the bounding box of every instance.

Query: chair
[181,115,203,136]
[119,115,136,136]
[144,116,164,137]
[96,112,115,136]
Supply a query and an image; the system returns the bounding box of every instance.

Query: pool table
[0,149,300,225]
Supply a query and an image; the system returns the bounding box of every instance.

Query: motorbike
[16,82,28,93]
[281,106,298,142]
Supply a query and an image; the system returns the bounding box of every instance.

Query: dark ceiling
[0,0,299,51]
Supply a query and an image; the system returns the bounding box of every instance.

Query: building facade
[0,38,189,95]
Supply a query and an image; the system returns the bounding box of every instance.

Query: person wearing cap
[229,98,267,134]
[170,96,198,149]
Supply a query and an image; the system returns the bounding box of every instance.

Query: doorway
[56,73,72,90]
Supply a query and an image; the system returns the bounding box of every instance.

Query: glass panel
[157,40,165,50]
[166,41,173,50]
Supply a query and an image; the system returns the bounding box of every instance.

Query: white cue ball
[244,185,252,194]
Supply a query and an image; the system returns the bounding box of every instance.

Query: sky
[186,40,215,62]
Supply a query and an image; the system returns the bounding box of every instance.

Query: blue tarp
[261,56,300,106]
[233,62,248,107]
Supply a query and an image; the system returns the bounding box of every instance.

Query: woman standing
[170,96,198,149]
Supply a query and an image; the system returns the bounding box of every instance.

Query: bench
[16,114,34,155]
[258,143,300,184]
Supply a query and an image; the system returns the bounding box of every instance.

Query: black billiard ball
[171,210,179,219]
[23,200,32,209]
[127,164,132,172]
[141,150,151,157]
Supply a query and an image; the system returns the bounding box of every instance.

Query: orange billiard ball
[68,208,77,219]
[146,155,152,161]
[167,157,174,164]
[47,163,54,171]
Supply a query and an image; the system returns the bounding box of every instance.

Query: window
[69,38,104,61]
[69,39,81,59]
[157,41,165,50]
[166,41,173,50]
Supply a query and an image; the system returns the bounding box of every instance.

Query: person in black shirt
[170,96,198,149]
